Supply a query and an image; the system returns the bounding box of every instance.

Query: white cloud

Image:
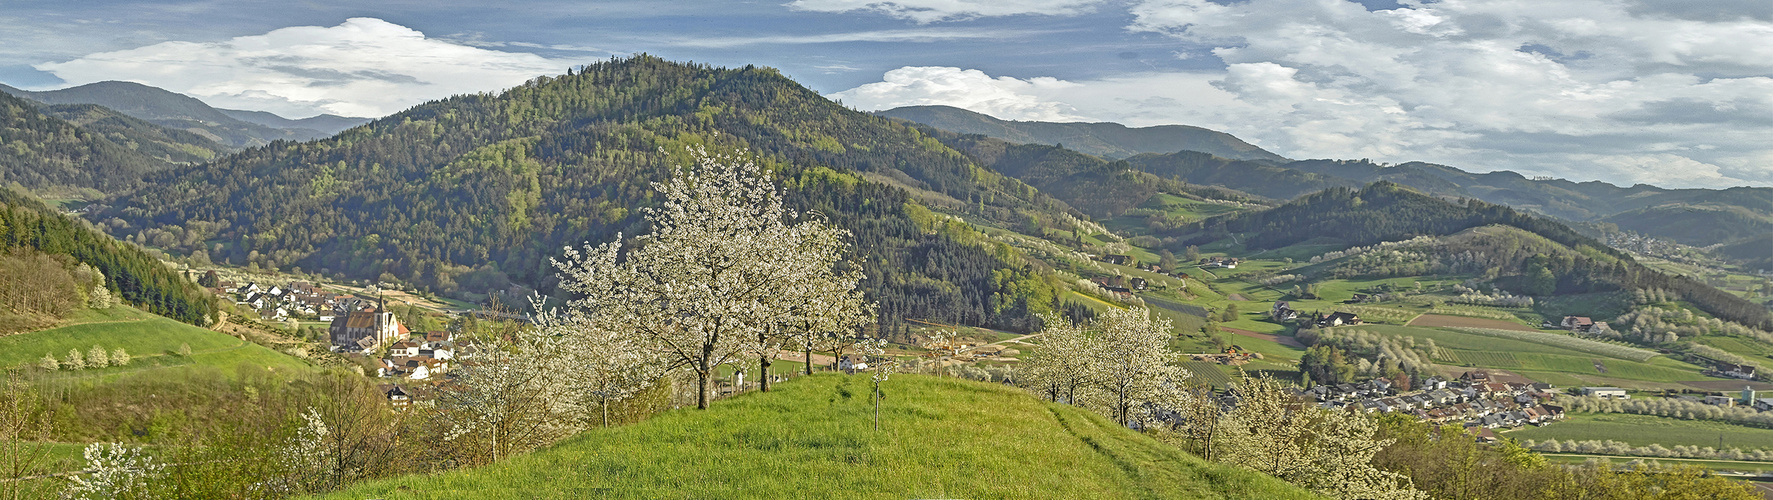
[786,0,1106,23]
[829,66,1089,121]
[1097,0,1773,188]
[670,28,1041,48]
[35,18,584,118]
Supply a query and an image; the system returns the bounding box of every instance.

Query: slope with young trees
[0,189,214,326]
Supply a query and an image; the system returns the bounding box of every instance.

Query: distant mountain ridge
[878,106,1773,254]
[217,108,370,134]
[0,81,369,148]
[875,105,1290,163]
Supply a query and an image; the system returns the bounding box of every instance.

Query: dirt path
[1223,327,1305,348]
[1226,294,1248,301]
[774,351,836,367]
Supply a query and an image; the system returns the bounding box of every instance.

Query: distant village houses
[1200,256,1240,269]
[1297,372,1566,430]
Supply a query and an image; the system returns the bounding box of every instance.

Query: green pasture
[1509,413,1773,452]
[317,374,1316,500]
[0,305,313,378]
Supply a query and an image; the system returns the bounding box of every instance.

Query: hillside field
[1509,413,1773,452]
[317,374,1317,499]
[0,304,310,376]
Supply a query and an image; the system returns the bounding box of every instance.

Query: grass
[317,374,1317,499]
[1509,413,1773,452]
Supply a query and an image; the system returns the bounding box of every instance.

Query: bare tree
[0,372,53,500]
[432,313,580,465]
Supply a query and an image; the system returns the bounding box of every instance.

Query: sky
[4,0,1773,189]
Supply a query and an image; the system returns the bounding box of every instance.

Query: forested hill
[1190,182,1773,330]
[38,103,230,164]
[105,56,1089,333]
[876,104,1290,163]
[923,131,1267,217]
[1187,182,1615,256]
[0,188,214,325]
[0,91,191,194]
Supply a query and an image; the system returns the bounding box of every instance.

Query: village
[210,275,459,398]
[1299,371,1567,436]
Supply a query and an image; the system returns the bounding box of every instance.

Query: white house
[1580,387,1628,399]
[839,355,869,372]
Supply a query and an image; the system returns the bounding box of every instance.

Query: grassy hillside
[0,304,306,374]
[1509,413,1773,451]
[318,374,1316,499]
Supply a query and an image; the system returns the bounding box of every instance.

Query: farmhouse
[1721,363,1758,380]
[1201,256,1241,269]
[1271,301,1298,321]
[1101,254,1133,266]
[1560,316,1595,332]
[1130,277,1148,290]
[1318,311,1363,327]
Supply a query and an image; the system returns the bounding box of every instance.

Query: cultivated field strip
[1448,327,1657,362]
[1443,350,1522,368]
[1184,361,1234,387]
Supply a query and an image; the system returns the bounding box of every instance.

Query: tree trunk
[873,380,881,431]
[697,359,710,409]
[804,345,814,376]
[760,354,772,392]
[602,400,609,428]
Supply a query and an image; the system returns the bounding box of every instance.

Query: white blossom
[67,443,161,499]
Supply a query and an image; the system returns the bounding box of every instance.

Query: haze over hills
[876,105,1291,163]
[0,81,370,148]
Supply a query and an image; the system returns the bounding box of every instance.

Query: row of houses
[219,280,356,321]
[376,330,457,381]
